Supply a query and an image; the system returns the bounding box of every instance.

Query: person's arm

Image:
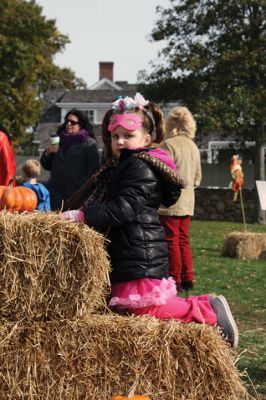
[194,148,202,187]
[83,158,157,232]
[0,133,16,185]
[84,140,100,179]
[40,147,55,171]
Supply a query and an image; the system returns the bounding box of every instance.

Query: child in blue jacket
[21,159,51,211]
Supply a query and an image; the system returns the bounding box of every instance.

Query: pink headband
[108,113,142,132]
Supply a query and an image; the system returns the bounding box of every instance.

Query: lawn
[188,220,266,398]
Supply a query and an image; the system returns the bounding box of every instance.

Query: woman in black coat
[40,109,100,210]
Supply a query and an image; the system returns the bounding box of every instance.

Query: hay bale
[221,231,266,260]
[0,315,248,400]
[0,211,110,321]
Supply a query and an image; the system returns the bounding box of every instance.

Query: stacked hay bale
[0,316,248,400]
[222,231,266,259]
[0,211,249,399]
[0,211,110,321]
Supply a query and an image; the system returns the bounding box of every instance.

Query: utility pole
[257,123,266,224]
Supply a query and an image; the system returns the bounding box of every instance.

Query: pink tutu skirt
[109,277,177,309]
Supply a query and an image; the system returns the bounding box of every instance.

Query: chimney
[99,62,114,81]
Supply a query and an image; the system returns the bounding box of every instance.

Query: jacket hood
[120,147,184,185]
[147,148,177,172]
[120,147,184,208]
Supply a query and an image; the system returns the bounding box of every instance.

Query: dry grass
[0,315,250,400]
[221,231,266,260]
[0,211,110,322]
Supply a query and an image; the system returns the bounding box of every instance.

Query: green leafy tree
[0,0,86,141]
[139,0,266,177]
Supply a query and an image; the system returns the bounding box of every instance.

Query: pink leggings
[127,294,217,325]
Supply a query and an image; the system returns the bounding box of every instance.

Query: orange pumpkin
[111,396,150,400]
[0,180,37,212]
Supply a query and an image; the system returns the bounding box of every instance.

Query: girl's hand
[59,210,85,223]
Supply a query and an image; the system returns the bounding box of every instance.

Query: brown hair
[22,159,41,179]
[141,101,165,144]
[101,99,165,161]
[102,109,114,162]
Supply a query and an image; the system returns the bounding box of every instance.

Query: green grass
[188,220,266,398]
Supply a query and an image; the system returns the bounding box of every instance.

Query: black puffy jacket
[84,148,182,283]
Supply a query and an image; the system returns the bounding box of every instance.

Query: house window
[85,110,94,124]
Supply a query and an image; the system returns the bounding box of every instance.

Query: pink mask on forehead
[108,113,142,132]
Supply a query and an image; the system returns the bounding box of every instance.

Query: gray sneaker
[209,295,239,348]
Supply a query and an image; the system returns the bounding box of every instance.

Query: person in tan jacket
[159,106,202,291]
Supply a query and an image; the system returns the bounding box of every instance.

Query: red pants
[160,215,194,285]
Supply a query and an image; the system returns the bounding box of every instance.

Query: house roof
[42,89,66,109]
[39,89,66,122]
[115,82,138,91]
[58,88,138,104]
[88,78,123,90]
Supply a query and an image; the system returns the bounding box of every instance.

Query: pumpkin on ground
[0,180,37,212]
[111,396,151,400]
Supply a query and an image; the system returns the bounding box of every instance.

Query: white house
[35,62,179,152]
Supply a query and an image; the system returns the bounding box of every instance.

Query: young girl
[61,93,238,348]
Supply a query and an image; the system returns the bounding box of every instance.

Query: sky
[36,0,170,87]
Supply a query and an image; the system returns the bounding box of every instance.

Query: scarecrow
[230,155,244,202]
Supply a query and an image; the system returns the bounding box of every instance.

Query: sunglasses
[66,119,79,126]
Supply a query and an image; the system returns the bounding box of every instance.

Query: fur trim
[134,152,185,187]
